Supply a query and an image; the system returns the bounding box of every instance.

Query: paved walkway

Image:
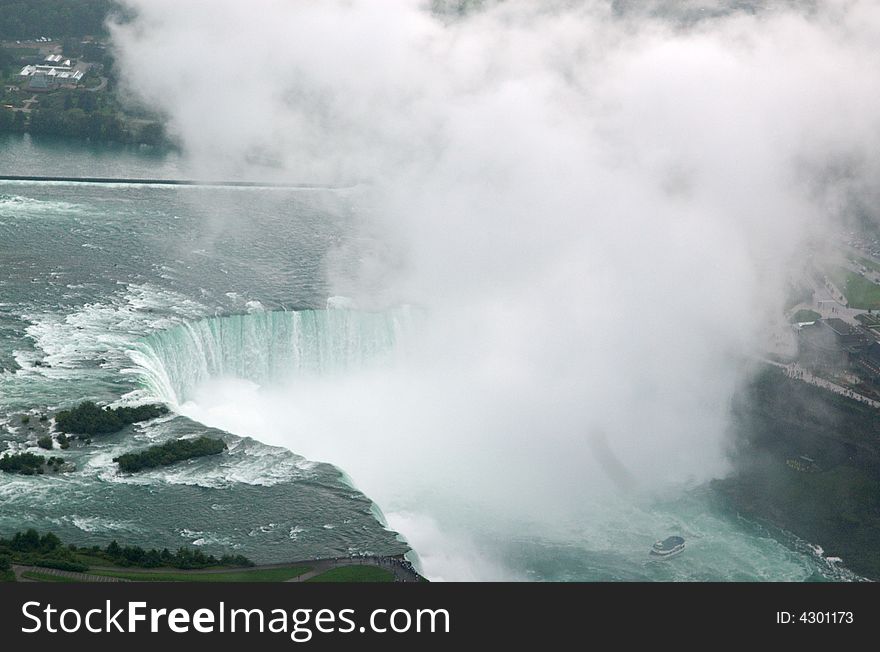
[10,95,38,114]
[284,556,422,583]
[790,274,867,327]
[13,565,128,582]
[13,555,423,583]
[762,358,880,408]
[85,76,107,92]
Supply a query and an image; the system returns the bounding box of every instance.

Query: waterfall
[128,307,412,405]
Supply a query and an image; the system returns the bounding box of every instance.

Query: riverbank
[714,365,880,580]
[12,555,424,583]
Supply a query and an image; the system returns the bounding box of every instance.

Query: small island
[0,452,72,475]
[55,401,169,436]
[113,436,227,472]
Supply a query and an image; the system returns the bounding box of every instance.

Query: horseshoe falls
[0,137,861,581]
[130,308,410,408]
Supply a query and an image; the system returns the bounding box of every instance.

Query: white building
[19,65,84,89]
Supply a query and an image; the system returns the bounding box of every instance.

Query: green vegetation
[45,457,66,473]
[306,566,395,583]
[37,435,53,450]
[100,538,252,569]
[0,45,17,76]
[0,1,117,39]
[855,256,880,274]
[21,570,80,582]
[30,558,89,572]
[0,529,87,572]
[828,267,880,310]
[0,109,24,134]
[1,529,406,583]
[0,453,69,475]
[790,309,820,323]
[5,46,39,57]
[4,109,170,147]
[92,566,312,583]
[0,1,172,147]
[0,553,11,571]
[0,86,171,146]
[0,553,14,582]
[0,452,45,474]
[55,401,168,436]
[0,529,254,575]
[114,436,227,472]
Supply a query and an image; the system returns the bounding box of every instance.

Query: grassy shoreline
[91,566,312,583]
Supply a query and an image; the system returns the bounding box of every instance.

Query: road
[85,76,107,92]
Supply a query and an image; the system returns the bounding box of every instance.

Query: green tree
[77,91,96,113]
[0,1,117,40]
[138,121,166,147]
[11,529,40,552]
[0,109,14,132]
[0,46,14,75]
[39,532,61,552]
[62,37,83,58]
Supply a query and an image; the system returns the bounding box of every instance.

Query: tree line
[55,401,169,436]
[114,437,228,473]
[0,529,253,579]
[0,1,118,39]
[0,107,169,147]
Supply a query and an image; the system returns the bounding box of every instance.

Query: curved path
[13,555,423,583]
[13,565,127,582]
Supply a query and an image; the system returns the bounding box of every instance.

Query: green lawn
[74,552,114,567]
[856,257,880,274]
[22,571,80,583]
[0,570,15,582]
[90,566,311,582]
[305,566,394,583]
[829,267,880,310]
[6,47,40,57]
[790,309,820,323]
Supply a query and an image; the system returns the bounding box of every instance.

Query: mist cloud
[112,1,880,579]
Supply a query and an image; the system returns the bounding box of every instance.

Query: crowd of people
[324,554,423,581]
[785,362,880,407]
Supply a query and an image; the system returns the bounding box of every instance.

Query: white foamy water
[127,307,861,581]
[0,193,87,218]
[19,283,209,379]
